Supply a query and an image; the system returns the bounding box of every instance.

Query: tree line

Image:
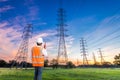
[0,53,120,68]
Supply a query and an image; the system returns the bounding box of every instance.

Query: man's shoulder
[32,46,36,48]
[32,46,42,49]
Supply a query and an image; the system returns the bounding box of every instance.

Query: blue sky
[0,0,120,64]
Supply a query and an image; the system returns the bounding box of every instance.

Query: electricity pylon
[80,38,89,65]
[57,0,68,64]
[11,24,32,69]
[98,48,105,65]
[92,52,97,64]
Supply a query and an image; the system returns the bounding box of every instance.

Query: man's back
[32,46,44,67]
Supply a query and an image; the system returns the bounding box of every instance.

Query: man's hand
[44,42,46,49]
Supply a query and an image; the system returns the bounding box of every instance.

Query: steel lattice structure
[98,48,105,64]
[92,52,97,64]
[57,7,68,64]
[80,38,89,65]
[11,24,32,69]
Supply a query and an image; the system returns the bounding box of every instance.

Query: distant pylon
[98,48,105,64]
[57,0,68,64]
[80,38,89,65]
[92,52,97,64]
[11,24,32,69]
[77,59,79,66]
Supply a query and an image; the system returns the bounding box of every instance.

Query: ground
[0,68,120,80]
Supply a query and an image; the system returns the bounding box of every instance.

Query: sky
[0,0,120,64]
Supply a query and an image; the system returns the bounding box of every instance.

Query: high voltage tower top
[57,0,68,64]
[11,24,32,69]
[98,48,105,64]
[80,38,89,65]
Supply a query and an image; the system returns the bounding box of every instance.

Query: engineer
[31,37,48,80]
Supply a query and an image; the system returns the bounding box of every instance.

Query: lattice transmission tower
[92,52,97,64]
[57,0,68,64]
[80,38,89,65]
[98,48,105,64]
[11,24,32,69]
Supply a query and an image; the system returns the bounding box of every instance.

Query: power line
[89,33,120,49]
[86,7,120,43]
[88,26,120,46]
[104,47,120,52]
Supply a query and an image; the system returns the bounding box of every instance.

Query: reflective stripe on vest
[32,56,44,58]
[32,62,44,64]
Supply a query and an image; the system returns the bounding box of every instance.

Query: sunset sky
[0,0,120,64]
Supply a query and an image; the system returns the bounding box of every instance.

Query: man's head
[36,37,43,46]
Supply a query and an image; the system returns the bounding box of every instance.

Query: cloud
[23,0,40,21]
[11,16,27,28]
[31,30,57,40]
[0,22,8,28]
[24,0,34,6]
[34,22,47,26]
[0,20,22,60]
[29,30,57,48]
[0,0,8,2]
[0,5,14,12]
[29,6,39,17]
[24,6,40,21]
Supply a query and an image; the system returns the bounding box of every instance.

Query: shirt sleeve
[42,48,48,57]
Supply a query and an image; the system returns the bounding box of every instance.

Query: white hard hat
[36,37,43,43]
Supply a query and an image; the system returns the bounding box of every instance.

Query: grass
[0,68,120,80]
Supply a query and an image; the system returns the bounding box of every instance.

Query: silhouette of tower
[98,48,105,64]
[80,38,89,65]
[11,24,32,69]
[57,0,68,64]
[92,52,97,64]
[77,59,79,66]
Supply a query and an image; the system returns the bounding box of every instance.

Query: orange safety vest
[32,46,44,67]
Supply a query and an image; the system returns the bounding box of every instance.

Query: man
[32,37,48,80]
